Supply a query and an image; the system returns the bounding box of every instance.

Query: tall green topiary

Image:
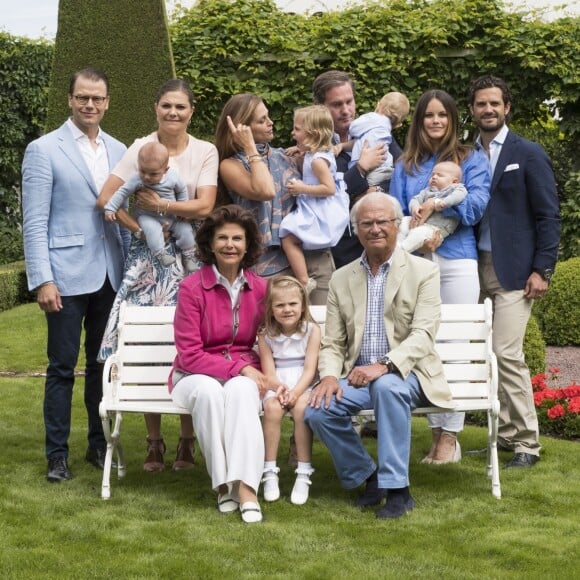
[46,0,175,145]
[533,258,580,346]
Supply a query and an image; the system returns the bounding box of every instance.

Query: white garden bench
[99,299,500,500]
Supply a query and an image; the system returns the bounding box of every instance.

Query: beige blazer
[319,247,454,409]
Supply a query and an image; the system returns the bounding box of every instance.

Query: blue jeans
[305,372,427,489]
[44,279,115,459]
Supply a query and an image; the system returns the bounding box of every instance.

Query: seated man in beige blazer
[305,192,454,519]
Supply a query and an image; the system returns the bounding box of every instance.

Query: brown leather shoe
[172,437,195,471]
[143,437,166,472]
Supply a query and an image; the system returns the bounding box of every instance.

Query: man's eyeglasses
[73,95,107,106]
[356,218,400,230]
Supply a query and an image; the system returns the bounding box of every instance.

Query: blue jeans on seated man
[305,371,427,490]
[44,278,115,459]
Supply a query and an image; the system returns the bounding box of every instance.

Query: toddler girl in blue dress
[280,105,349,294]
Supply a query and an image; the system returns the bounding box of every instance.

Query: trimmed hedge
[0,261,34,312]
[46,0,175,145]
[524,315,546,378]
[533,257,580,346]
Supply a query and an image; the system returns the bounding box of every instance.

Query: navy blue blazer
[485,130,560,290]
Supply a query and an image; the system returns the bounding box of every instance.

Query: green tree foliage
[0,33,52,264]
[47,0,175,145]
[523,315,546,377]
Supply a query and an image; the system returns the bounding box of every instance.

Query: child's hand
[285,145,301,158]
[412,202,434,227]
[286,178,304,196]
[104,211,117,222]
[275,384,289,406]
[284,390,299,410]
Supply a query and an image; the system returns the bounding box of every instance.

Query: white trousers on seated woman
[171,374,264,493]
[427,253,480,433]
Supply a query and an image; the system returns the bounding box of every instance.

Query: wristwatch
[378,355,396,374]
[533,268,553,283]
[134,228,144,240]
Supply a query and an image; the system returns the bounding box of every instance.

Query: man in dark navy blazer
[468,75,560,468]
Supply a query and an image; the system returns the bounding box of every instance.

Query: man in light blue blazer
[469,75,560,468]
[305,192,454,519]
[22,68,128,483]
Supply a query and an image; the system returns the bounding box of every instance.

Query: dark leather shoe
[505,452,540,469]
[356,470,386,507]
[376,491,415,519]
[47,457,72,482]
[86,447,116,470]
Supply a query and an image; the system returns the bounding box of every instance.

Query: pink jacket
[169,264,267,391]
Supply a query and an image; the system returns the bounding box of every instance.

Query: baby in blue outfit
[104,142,197,272]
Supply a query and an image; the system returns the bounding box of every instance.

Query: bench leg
[101,412,125,499]
[488,406,501,499]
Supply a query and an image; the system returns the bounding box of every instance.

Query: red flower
[567,397,580,414]
[547,404,565,420]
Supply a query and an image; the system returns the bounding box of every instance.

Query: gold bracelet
[249,157,264,164]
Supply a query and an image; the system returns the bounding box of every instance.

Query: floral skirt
[98,237,199,362]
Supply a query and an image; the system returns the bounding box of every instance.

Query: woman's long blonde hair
[261,276,315,338]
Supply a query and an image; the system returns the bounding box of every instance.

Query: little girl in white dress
[280,105,349,294]
[258,276,321,505]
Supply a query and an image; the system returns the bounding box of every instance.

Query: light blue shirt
[356,253,392,366]
[475,124,509,252]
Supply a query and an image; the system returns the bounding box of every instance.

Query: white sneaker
[182,252,198,274]
[290,469,314,505]
[261,467,280,502]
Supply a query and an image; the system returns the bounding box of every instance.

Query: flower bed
[532,368,580,439]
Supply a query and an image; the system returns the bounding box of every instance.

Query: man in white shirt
[22,68,127,482]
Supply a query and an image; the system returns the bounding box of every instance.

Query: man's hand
[347,363,387,387]
[37,283,62,313]
[524,272,548,299]
[356,141,386,175]
[308,376,342,409]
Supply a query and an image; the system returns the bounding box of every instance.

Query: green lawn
[1,305,578,579]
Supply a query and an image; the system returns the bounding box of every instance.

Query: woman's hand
[240,365,270,397]
[226,115,257,153]
[418,229,443,253]
[135,187,162,213]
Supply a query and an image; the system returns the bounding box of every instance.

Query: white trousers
[171,374,265,493]
[427,253,480,432]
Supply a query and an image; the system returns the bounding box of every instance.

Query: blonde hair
[262,276,315,338]
[294,105,334,153]
[376,92,410,128]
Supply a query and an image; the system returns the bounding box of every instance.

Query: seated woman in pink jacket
[169,205,269,523]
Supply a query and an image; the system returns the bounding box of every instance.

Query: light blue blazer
[22,121,128,295]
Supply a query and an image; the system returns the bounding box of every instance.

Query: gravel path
[545,346,580,386]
